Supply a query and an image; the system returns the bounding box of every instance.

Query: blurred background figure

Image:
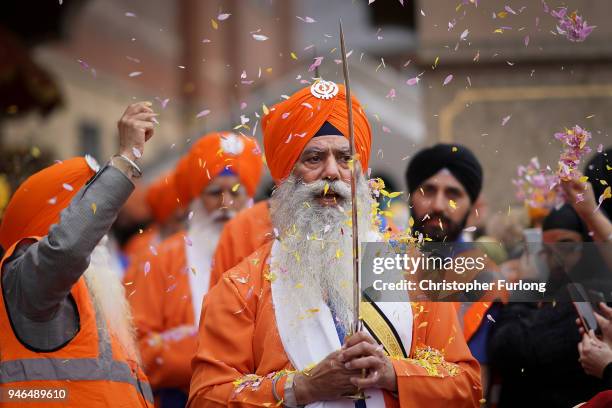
[125,132,263,408]
[585,148,612,221]
[123,171,186,264]
[489,201,612,408]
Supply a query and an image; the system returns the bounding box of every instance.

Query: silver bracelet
[272,372,301,408]
[271,373,285,404]
[111,154,142,178]
[283,373,302,408]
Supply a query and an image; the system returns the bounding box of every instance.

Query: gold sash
[360,299,407,358]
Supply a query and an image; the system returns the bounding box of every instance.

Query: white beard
[187,200,230,253]
[84,237,139,363]
[270,171,376,334]
[185,199,236,322]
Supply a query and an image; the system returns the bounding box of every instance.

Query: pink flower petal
[308,56,324,72]
[443,74,453,86]
[297,16,316,23]
[196,109,211,118]
[504,5,517,15]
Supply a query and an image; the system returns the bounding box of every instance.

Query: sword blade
[339,19,361,334]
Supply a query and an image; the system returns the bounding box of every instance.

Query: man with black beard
[404,143,501,395]
[405,144,483,243]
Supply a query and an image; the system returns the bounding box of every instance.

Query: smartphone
[568,283,601,336]
[588,289,606,312]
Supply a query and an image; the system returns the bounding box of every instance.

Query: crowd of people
[1,81,612,408]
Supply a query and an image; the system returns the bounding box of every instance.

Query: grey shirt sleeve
[1,164,134,350]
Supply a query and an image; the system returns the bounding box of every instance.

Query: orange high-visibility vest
[0,238,154,407]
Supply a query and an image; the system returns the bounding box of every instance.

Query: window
[79,120,101,161]
[368,0,416,31]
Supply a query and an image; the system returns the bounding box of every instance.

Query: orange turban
[0,156,97,251]
[174,132,263,204]
[146,172,180,224]
[527,205,551,224]
[262,81,372,182]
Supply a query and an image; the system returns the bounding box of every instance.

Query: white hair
[270,169,376,333]
[84,239,140,363]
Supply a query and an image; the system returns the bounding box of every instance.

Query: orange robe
[209,200,273,287]
[188,241,482,408]
[123,226,159,264]
[127,232,200,393]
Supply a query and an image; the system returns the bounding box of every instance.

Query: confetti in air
[550,8,595,42]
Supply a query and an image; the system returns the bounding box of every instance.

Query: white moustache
[300,179,351,200]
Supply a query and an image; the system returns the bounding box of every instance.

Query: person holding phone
[577,302,612,384]
[489,204,610,407]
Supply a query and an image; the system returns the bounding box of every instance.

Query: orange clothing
[174,155,192,209]
[0,239,153,408]
[450,249,506,342]
[456,302,495,342]
[188,241,482,408]
[262,81,371,182]
[146,172,180,224]
[127,232,201,393]
[175,132,263,204]
[0,156,96,251]
[123,226,159,264]
[210,201,273,287]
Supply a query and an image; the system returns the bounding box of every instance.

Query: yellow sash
[360,299,407,358]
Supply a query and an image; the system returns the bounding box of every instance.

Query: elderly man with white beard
[188,81,481,408]
[126,131,264,407]
[0,102,156,406]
